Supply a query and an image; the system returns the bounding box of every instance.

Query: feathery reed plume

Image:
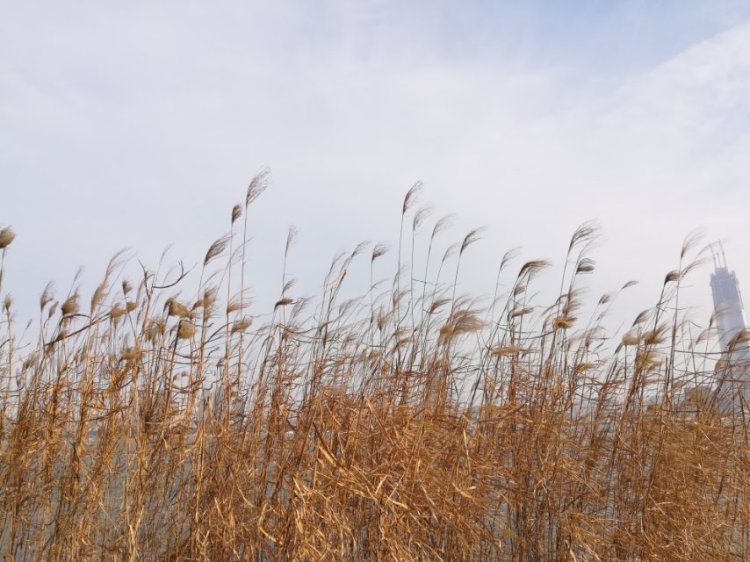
[402,181,423,215]
[371,242,388,262]
[230,316,252,333]
[60,293,79,317]
[166,298,191,318]
[274,297,294,309]
[459,227,485,255]
[284,225,298,258]
[246,168,270,208]
[664,269,681,284]
[204,235,229,266]
[39,282,54,311]
[0,183,746,562]
[567,220,599,254]
[225,295,246,314]
[0,227,15,249]
[231,204,242,224]
[412,204,433,231]
[576,257,596,274]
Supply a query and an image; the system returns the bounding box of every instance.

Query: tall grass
[0,178,748,561]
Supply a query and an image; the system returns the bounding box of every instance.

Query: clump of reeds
[0,179,747,561]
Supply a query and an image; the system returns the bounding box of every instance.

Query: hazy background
[3,1,750,333]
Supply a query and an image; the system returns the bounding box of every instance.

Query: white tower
[711,247,749,352]
[710,246,750,407]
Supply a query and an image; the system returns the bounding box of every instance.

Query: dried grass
[0,183,747,561]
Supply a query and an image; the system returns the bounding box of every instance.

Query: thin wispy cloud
[2,1,750,325]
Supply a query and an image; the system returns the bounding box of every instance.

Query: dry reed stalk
[0,183,747,561]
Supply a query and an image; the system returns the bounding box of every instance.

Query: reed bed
[0,176,748,561]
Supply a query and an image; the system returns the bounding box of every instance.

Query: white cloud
[1,2,750,333]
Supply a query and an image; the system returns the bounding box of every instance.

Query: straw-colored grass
[0,177,748,561]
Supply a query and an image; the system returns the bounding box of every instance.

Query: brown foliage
[0,186,747,561]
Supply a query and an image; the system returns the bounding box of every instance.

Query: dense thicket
[0,176,747,561]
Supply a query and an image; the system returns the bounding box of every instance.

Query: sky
[3,0,750,335]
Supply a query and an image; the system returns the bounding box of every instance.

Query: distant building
[710,246,750,409]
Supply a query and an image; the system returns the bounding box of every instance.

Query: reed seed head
[177,319,196,339]
[0,227,15,249]
[246,169,270,207]
[231,204,242,223]
[231,317,252,333]
[166,298,191,318]
[402,181,423,215]
[371,242,389,262]
[61,294,79,317]
[204,236,229,266]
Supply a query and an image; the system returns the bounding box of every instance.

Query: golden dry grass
[0,177,748,561]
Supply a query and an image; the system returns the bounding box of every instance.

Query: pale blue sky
[3,1,750,329]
